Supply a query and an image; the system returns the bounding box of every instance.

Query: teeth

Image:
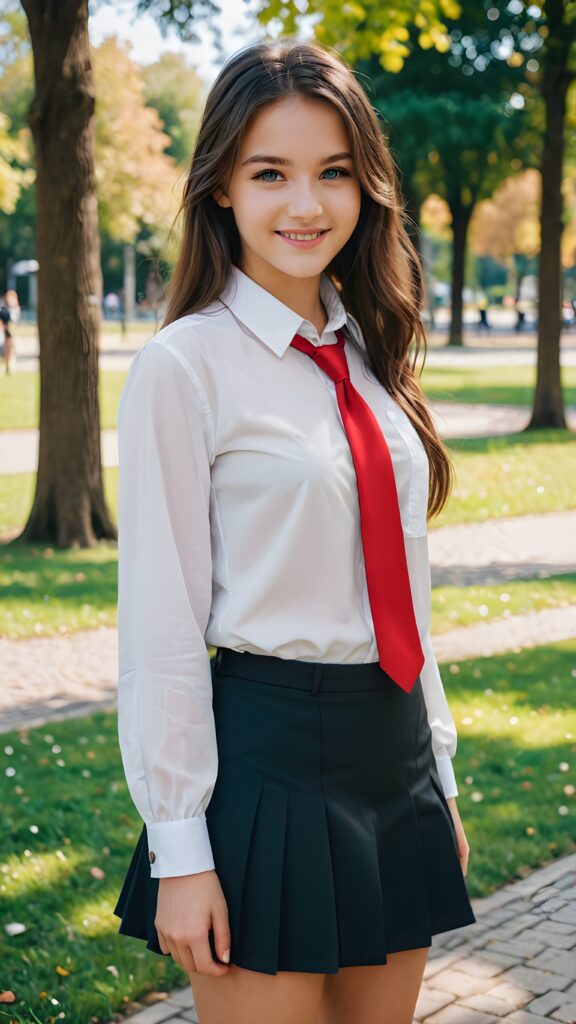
[279,231,323,240]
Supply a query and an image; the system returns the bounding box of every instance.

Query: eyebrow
[241,151,353,167]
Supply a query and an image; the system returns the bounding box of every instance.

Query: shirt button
[149,850,156,864]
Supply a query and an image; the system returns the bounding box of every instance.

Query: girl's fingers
[156,926,170,956]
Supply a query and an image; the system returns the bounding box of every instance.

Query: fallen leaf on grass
[5,922,26,936]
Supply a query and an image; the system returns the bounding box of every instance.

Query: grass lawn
[0,542,118,638]
[431,574,576,633]
[1,365,576,432]
[0,372,127,433]
[0,640,575,1024]
[420,363,576,407]
[434,429,576,527]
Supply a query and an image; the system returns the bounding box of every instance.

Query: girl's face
[213,94,362,289]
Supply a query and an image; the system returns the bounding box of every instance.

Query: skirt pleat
[275,789,340,973]
[323,796,389,965]
[114,825,162,955]
[113,651,477,974]
[239,779,288,973]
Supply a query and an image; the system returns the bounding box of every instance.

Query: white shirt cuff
[146,815,215,878]
[435,754,458,799]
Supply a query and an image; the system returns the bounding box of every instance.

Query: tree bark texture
[20,0,116,545]
[529,0,571,429]
[447,199,472,347]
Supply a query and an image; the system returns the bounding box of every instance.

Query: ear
[213,189,232,208]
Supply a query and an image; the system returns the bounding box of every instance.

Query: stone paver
[431,606,576,663]
[428,511,576,587]
[0,627,118,733]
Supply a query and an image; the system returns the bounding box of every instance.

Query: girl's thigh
[319,946,431,1024]
[188,964,326,1024]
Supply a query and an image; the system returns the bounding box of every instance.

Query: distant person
[477,293,491,330]
[515,298,529,332]
[5,289,21,324]
[104,291,121,318]
[0,295,15,374]
[561,300,576,330]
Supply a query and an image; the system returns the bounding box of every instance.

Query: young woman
[113,36,476,1024]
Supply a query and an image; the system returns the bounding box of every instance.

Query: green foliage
[254,0,461,72]
[0,6,34,216]
[0,112,34,214]
[136,0,222,45]
[92,37,180,247]
[142,51,206,168]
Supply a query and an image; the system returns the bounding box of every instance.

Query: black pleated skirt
[113,648,477,975]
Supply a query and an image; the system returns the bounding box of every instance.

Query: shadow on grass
[446,428,576,454]
[0,541,118,623]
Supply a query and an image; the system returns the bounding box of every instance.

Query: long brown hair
[163,36,453,519]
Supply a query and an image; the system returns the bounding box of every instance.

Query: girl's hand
[446,796,470,877]
[156,870,231,976]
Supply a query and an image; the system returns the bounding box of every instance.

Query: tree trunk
[528,0,570,430]
[19,0,116,546]
[447,199,473,347]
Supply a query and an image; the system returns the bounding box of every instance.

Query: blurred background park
[0,1,575,1023]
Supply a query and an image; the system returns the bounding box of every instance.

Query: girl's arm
[404,533,459,800]
[116,336,218,879]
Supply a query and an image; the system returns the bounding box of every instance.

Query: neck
[238,257,327,335]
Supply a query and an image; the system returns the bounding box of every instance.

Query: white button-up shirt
[117,264,459,879]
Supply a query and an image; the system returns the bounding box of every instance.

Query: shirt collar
[218,263,350,357]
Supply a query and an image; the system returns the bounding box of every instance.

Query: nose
[287,180,324,220]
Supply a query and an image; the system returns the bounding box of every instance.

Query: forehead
[240,95,349,152]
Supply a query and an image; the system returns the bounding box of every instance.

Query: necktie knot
[290,331,350,384]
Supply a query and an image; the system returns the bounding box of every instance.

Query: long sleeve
[405,533,459,799]
[116,337,218,878]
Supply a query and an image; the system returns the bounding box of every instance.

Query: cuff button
[149,850,156,864]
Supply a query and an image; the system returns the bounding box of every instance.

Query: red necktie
[290,328,425,694]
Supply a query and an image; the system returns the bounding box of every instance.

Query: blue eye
[255,167,351,182]
[323,167,349,180]
[256,170,283,182]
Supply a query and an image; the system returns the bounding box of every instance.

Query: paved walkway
[1,508,574,734]
[105,854,576,1024]
[428,511,576,586]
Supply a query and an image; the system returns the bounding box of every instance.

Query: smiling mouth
[275,229,330,240]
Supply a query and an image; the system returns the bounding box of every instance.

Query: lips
[275,230,329,238]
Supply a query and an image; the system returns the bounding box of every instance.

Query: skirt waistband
[214,647,404,695]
